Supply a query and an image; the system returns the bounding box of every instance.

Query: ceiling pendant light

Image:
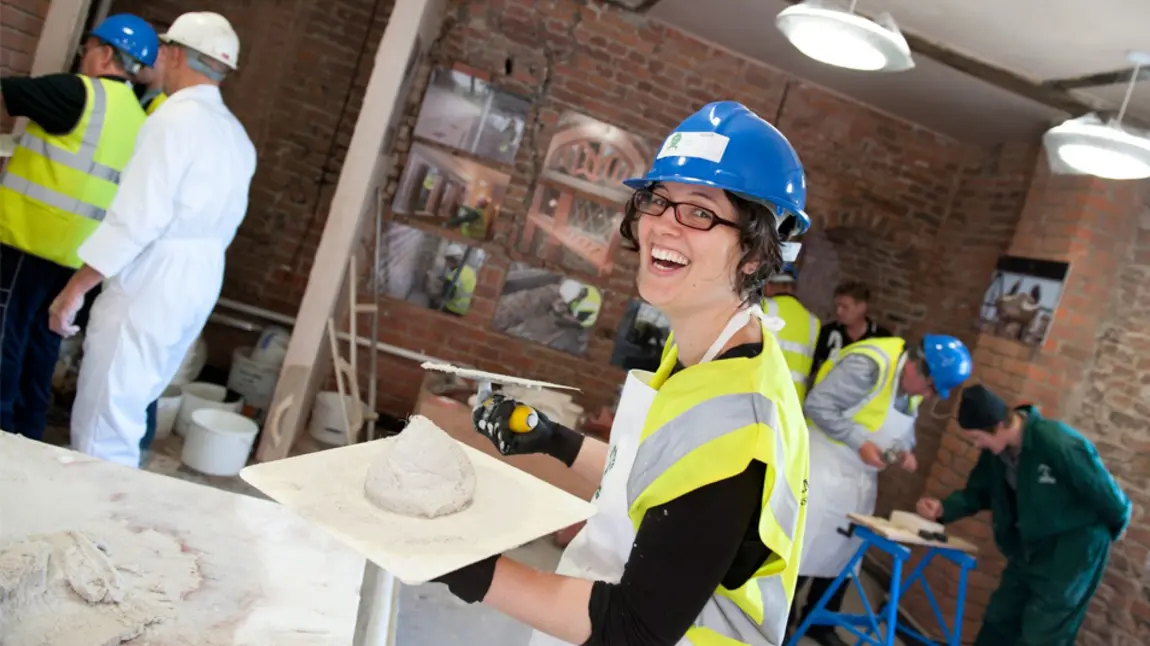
[775,0,915,72]
[1044,52,1150,181]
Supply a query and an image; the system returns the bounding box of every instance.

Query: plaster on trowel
[421,362,580,433]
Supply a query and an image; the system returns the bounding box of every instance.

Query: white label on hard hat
[657,131,730,164]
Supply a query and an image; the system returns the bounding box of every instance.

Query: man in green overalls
[917,384,1130,646]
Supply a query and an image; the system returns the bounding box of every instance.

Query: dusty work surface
[0,433,365,645]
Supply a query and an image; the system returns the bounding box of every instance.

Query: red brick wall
[0,0,49,131]
[106,0,396,315]
[363,0,1035,421]
[25,1,1150,639]
[917,157,1150,645]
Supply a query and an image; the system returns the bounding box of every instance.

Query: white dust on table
[0,521,200,646]
[364,416,477,520]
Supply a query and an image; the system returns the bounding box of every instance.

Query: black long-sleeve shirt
[1,73,131,135]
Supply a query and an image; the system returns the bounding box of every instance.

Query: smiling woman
[432,101,814,646]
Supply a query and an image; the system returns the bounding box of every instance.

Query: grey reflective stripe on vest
[628,391,797,645]
[627,392,799,538]
[840,343,894,419]
[0,174,106,221]
[0,79,116,221]
[694,582,788,645]
[765,300,816,358]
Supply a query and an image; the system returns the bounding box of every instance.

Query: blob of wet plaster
[364,415,477,519]
[0,522,201,646]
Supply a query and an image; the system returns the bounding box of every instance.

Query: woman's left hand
[431,554,501,603]
[899,451,918,472]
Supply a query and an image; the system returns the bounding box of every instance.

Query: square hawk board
[240,432,597,584]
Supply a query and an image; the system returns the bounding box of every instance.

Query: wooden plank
[256,0,446,461]
[847,513,979,554]
[30,0,92,77]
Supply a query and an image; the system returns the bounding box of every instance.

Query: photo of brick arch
[516,111,653,277]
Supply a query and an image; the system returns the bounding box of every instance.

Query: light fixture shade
[1043,114,1150,180]
[776,0,915,72]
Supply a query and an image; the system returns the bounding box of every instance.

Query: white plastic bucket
[308,391,368,446]
[181,409,259,477]
[176,382,244,437]
[250,327,291,366]
[154,385,183,441]
[226,346,279,410]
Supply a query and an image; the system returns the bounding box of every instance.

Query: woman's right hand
[472,393,556,457]
[916,497,943,521]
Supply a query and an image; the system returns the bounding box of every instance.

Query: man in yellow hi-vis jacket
[763,262,820,400]
[0,14,157,441]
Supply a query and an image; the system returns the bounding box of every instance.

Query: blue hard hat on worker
[922,334,973,400]
[91,14,159,68]
[623,101,810,240]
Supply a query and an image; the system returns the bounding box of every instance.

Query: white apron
[798,395,917,578]
[529,306,777,646]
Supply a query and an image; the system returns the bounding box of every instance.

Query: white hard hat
[161,12,240,69]
[444,244,465,258]
[559,279,584,303]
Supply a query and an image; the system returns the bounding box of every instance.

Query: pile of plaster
[0,522,200,646]
[364,414,478,519]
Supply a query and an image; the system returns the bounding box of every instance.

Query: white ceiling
[648,0,1150,143]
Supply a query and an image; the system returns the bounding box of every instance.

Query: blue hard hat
[769,262,798,283]
[922,334,973,400]
[623,101,810,235]
[92,14,159,67]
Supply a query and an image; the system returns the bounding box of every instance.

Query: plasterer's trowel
[421,362,580,433]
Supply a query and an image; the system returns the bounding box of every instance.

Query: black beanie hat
[957,384,1009,431]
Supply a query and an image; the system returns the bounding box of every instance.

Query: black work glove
[431,554,500,604]
[472,393,584,466]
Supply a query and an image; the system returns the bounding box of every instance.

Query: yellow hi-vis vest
[763,295,821,400]
[569,285,602,328]
[810,337,922,443]
[444,265,477,315]
[144,91,169,115]
[630,318,810,645]
[0,76,145,268]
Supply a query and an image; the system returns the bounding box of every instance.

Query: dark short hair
[834,280,871,303]
[619,189,784,306]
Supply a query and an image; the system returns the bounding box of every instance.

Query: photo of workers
[610,299,670,371]
[492,262,604,356]
[391,143,511,241]
[516,111,652,278]
[976,255,1069,347]
[412,66,531,166]
[378,222,487,317]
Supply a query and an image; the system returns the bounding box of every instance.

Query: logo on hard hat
[668,133,682,150]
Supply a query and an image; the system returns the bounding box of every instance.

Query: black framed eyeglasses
[630,189,740,232]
